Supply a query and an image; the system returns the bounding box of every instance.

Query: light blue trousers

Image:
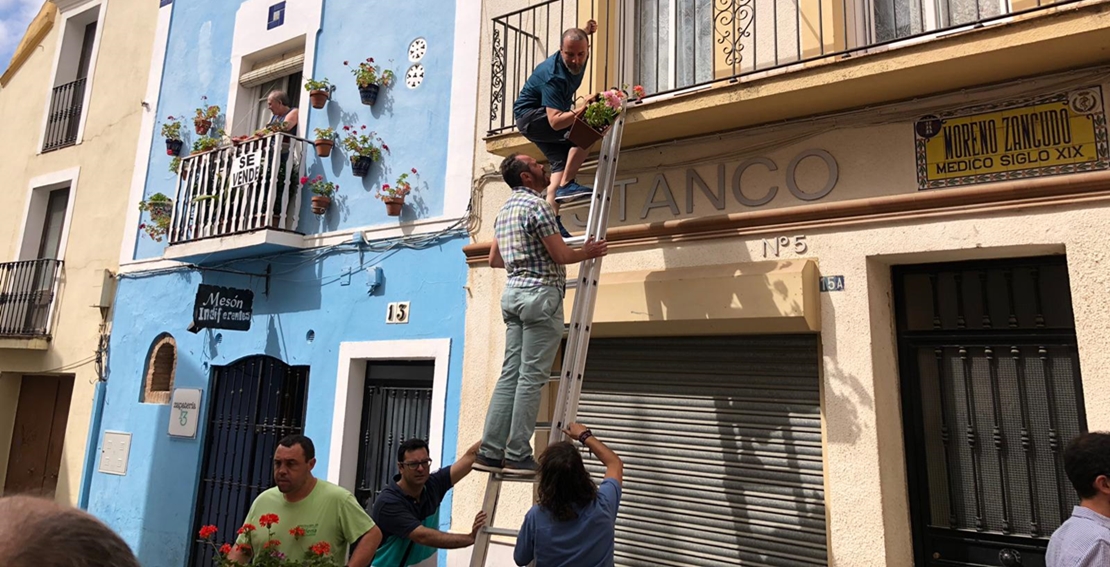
[479,285,564,462]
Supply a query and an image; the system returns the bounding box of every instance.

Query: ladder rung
[483,527,520,538]
[488,472,539,483]
[562,235,586,247]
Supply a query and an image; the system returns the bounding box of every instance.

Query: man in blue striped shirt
[475,153,607,475]
[1047,432,1110,567]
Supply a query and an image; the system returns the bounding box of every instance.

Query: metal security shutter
[240,53,305,88]
[578,335,827,567]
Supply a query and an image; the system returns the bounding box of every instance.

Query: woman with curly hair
[514,422,623,567]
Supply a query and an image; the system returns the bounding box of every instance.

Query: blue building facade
[85,0,480,564]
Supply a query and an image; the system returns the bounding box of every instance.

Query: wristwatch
[577,429,594,444]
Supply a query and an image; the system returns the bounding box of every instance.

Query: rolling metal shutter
[578,335,827,567]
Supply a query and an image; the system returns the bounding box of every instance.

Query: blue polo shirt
[514,478,621,567]
[513,51,586,119]
[371,467,453,567]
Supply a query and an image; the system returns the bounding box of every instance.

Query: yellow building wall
[0,0,158,505]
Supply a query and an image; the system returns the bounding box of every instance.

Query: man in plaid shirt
[474,153,607,475]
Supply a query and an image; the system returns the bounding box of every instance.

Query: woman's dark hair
[537,441,597,521]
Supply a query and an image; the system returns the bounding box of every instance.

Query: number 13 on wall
[386,301,410,324]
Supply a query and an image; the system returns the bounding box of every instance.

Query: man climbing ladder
[512,19,600,237]
[474,153,607,475]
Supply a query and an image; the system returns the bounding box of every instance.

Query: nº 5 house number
[762,235,808,258]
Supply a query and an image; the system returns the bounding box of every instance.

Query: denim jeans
[480,285,564,462]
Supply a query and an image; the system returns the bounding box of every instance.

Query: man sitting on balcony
[513,20,599,237]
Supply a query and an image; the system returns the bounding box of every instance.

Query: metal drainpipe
[78,329,109,510]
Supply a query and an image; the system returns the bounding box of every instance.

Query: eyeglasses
[399,459,433,470]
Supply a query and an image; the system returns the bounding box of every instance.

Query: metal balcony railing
[168,132,307,245]
[0,259,63,339]
[43,78,87,151]
[488,0,1087,135]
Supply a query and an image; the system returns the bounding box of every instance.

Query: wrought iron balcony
[488,0,1086,135]
[0,259,63,339]
[43,78,86,152]
[168,132,307,245]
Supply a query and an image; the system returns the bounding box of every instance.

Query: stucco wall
[0,0,157,505]
[452,66,1110,565]
[87,238,470,566]
[132,0,462,261]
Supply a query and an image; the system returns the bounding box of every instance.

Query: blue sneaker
[556,216,572,238]
[555,180,593,203]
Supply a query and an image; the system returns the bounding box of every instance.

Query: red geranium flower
[264,539,281,549]
[258,514,280,528]
[289,526,306,538]
[238,523,256,535]
[219,543,232,555]
[198,525,218,539]
[310,541,332,556]
[411,168,417,174]
[234,543,251,554]
[299,176,308,184]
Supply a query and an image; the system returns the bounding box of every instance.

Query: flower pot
[358,84,381,106]
[351,155,374,177]
[565,116,609,150]
[195,120,211,136]
[165,138,184,156]
[311,195,331,215]
[382,196,404,217]
[309,89,330,109]
[314,139,334,157]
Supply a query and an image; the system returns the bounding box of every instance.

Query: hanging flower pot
[358,84,380,106]
[351,155,374,177]
[565,116,608,150]
[311,195,332,215]
[314,139,334,157]
[165,138,184,156]
[309,89,330,109]
[195,119,212,136]
[382,196,404,217]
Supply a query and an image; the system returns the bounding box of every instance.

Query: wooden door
[4,375,73,497]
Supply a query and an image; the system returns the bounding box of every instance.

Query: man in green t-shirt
[229,435,383,566]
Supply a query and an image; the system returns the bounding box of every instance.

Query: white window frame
[328,339,451,493]
[37,0,108,154]
[15,168,81,263]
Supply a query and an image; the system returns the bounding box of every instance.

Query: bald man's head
[0,496,139,567]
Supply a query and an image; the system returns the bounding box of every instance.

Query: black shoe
[473,454,504,473]
[556,216,572,238]
[503,457,538,475]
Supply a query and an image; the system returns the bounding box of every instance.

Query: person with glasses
[371,438,487,567]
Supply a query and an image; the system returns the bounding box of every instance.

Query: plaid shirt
[494,186,565,290]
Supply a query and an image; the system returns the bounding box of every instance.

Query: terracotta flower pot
[351,155,374,177]
[165,138,184,156]
[315,139,334,157]
[359,84,380,106]
[383,196,404,217]
[565,116,609,150]
[309,89,330,109]
[195,120,211,136]
[311,195,331,215]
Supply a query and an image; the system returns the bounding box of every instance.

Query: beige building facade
[451,1,1110,566]
[0,0,157,506]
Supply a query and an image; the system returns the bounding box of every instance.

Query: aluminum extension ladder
[468,103,627,567]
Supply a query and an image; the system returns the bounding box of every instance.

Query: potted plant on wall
[567,88,631,149]
[302,175,338,214]
[162,116,184,156]
[138,192,173,241]
[313,127,337,157]
[304,77,333,109]
[192,135,221,155]
[194,96,220,135]
[340,125,385,177]
[345,57,395,106]
[378,168,417,216]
